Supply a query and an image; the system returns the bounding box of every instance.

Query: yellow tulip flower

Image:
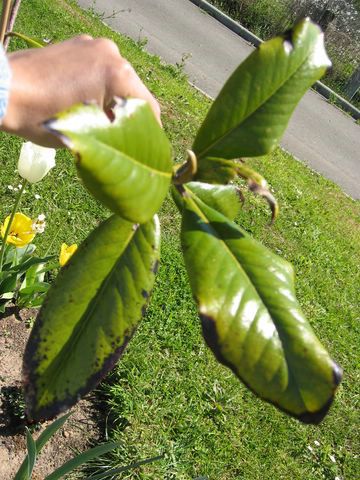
[59,243,78,267]
[1,212,36,247]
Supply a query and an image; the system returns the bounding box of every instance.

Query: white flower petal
[18,141,56,183]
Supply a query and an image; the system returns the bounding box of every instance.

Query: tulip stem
[0,181,27,271]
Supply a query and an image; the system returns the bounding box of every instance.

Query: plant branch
[4,0,22,51]
[0,0,12,45]
[172,150,197,185]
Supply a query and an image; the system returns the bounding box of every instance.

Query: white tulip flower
[18,142,56,183]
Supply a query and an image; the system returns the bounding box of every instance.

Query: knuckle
[109,59,133,85]
[76,34,93,41]
[94,38,120,56]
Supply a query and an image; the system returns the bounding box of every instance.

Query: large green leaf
[192,18,331,161]
[176,189,341,423]
[24,214,160,420]
[45,99,172,224]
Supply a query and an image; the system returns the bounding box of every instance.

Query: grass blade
[44,442,121,480]
[86,455,163,479]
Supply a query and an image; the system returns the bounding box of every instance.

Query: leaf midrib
[76,135,172,178]
[187,193,307,408]
[41,226,137,397]
[196,41,315,159]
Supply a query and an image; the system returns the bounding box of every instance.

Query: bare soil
[0,308,102,480]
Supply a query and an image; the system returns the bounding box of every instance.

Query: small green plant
[0,386,27,424]
[19,18,342,425]
[0,142,59,312]
[13,413,161,480]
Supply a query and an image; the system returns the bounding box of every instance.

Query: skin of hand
[1,35,161,147]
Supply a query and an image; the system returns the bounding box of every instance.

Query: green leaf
[192,19,331,161]
[14,414,71,480]
[20,264,46,291]
[16,256,55,277]
[21,293,47,309]
[24,214,160,420]
[45,99,172,224]
[18,265,51,308]
[0,272,17,297]
[26,429,37,479]
[172,183,242,221]
[193,157,239,185]
[5,32,47,48]
[19,282,49,295]
[15,245,37,265]
[44,442,120,480]
[177,191,342,423]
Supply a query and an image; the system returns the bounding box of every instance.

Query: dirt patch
[0,309,102,480]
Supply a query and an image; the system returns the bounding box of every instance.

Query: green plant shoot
[24,18,342,424]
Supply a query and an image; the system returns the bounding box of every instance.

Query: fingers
[1,35,162,148]
[107,58,161,124]
[72,36,162,123]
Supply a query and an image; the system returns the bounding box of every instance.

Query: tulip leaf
[44,442,121,480]
[45,99,172,224]
[26,428,37,478]
[24,214,160,421]
[192,18,331,161]
[176,188,342,423]
[14,413,71,480]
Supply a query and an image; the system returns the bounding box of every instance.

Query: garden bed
[0,308,101,479]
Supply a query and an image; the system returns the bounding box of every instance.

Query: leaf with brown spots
[23,215,160,421]
[177,189,342,423]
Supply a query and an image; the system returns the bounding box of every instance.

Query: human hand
[1,35,161,147]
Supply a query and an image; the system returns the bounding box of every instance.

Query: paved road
[77,0,360,199]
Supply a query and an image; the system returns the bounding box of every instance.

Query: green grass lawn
[1,0,359,478]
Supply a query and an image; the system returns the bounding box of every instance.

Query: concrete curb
[189,0,360,121]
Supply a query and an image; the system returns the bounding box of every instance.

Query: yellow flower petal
[59,243,78,267]
[1,212,36,247]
